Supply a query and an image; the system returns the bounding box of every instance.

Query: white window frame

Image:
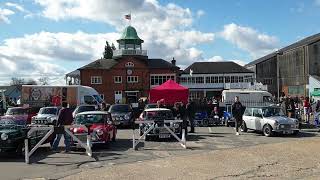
[114,76,122,83]
[127,76,139,83]
[100,94,104,100]
[125,62,134,68]
[150,74,176,86]
[91,76,102,84]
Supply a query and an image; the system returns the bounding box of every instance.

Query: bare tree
[38,77,49,85]
[26,79,37,85]
[10,77,25,85]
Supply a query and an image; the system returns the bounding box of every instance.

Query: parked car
[2,107,39,124]
[73,105,97,118]
[242,106,300,137]
[138,108,182,141]
[70,111,118,147]
[31,107,60,125]
[0,118,45,155]
[109,104,134,127]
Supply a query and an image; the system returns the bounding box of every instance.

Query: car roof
[246,106,280,108]
[41,106,59,109]
[77,111,110,115]
[144,108,171,112]
[77,105,96,107]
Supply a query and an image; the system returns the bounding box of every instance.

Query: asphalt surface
[0,126,319,180]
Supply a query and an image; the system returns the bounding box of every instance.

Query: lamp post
[276,51,283,102]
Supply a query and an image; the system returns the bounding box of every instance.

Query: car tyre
[292,130,299,136]
[263,124,273,137]
[145,135,151,141]
[241,122,248,132]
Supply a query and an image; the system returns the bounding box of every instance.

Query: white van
[222,89,273,107]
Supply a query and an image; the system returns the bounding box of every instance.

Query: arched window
[125,62,134,68]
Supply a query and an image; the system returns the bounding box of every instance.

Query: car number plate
[159,134,170,138]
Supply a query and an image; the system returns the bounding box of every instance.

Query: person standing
[303,97,311,124]
[232,96,245,136]
[186,100,195,133]
[52,102,73,153]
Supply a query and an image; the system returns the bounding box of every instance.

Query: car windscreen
[77,106,96,113]
[146,104,157,109]
[93,95,104,104]
[145,110,174,120]
[109,105,131,113]
[5,108,28,115]
[0,118,26,126]
[39,108,58,115]
[262,107,285,117]
[75,114,108,124]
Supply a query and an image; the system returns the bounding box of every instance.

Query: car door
[243,108,254,129]
[252,108,263,131]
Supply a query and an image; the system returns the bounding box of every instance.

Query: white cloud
[5,2,26,12]
[206,55,247,66]
[196,10,205,18]
[220,23,279,58]
[0,31,120,85]
[0,8,14,23]
[315,0,320,6]
[33,0,215,67]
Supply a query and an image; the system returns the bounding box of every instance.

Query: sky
[0,0,320,85]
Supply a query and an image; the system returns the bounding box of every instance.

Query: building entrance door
[126,92,138,104]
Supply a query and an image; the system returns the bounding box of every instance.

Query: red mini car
[70,111,117,147]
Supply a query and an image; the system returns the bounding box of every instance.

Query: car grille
[32,119,49,124]
[279,124,292,130]
[74,134,88,142]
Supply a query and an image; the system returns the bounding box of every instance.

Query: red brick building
[78,26,179,104]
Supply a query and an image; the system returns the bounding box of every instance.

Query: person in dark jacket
[186,100,195,133]
[232,96,245,135]
[52,102,73,152]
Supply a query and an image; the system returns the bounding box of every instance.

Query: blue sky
[0,0,320,85]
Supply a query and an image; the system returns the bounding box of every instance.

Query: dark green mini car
[0,118,28,155]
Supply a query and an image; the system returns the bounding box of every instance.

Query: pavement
[0,126,319,180]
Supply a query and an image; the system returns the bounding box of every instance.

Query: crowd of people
[279,96,320,124]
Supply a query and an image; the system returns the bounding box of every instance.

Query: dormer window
[135,44,141,50]
[125,62,134,68]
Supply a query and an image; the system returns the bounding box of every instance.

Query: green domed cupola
[117,26,144,50]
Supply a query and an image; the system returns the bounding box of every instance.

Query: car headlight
[125,114,130,120]
[1,133,8,141]
[274,120,279,126]
[173,123,180,129]
[96,129,104,136]
[73,128,78,133]
[291,124,295,128]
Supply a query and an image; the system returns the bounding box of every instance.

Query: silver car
[31,107,60,125]
[242,106,299,137]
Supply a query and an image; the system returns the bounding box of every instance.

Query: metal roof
[246,33,320,66]
[117,26,144,43]
[182,61,253,74]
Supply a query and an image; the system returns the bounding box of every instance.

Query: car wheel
[145,135,151,141]
[263,124,273,137]
[292,130,299,136]
[241,122,248,132]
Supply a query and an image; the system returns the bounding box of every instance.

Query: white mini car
[242,106,299,137]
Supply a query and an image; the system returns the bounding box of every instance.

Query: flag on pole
[124,14,131,20]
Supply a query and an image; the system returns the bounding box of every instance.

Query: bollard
[132,129,136,150]
[25,139,29,164]
[181,128,186,148]
[86,134,92,157]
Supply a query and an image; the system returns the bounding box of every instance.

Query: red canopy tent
[149,79,189,105]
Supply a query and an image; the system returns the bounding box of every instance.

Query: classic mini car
[138,108,182,141]
[241,106,299,137]
[31,107,60,125]
[72,105,97,118]
[70,111,118,147]
[109,104,134,127]
[2,107,38,124]
[0,118,45,155]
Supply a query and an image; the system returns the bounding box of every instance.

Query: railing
[113,49,148,57]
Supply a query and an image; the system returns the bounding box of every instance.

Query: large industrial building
[245,33,320,98]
